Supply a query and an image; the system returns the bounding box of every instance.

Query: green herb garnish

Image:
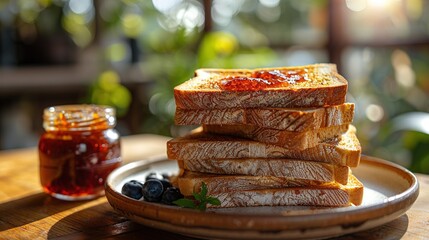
[173,182,221,211]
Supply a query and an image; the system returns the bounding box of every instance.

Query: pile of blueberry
[121,172,183,205]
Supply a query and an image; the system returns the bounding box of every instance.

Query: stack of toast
[167,64,363,208]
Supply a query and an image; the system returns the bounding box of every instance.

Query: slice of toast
[177,157,350,184]
[177,170,335,196]
[177,171,363,207]
[175,103,355,131]
[174,64,348,109]
[203,124,349,150]
[167,125,361,167]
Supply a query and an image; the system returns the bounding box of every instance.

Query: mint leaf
[197,203,207,211]
[192,192,202,201]
[173,198,196,208]
[206,197,221,206]
[200,182,208,197]
[173,182,221,211]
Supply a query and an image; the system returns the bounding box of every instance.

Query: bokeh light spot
[121,13,145,38]
[106,43,127,62]
[366,104,384,122]
[152,0,182,13]
[69,0,92,15]
[99,71,120,91]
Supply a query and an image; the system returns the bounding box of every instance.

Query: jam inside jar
[38,105,121,201]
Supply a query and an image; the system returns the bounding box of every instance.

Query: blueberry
[145,172,163,181]
[160,178,172,189]
[142,179,164,202]
[162,187,184,205]
[161,173,170,179]
[121,180,144,200]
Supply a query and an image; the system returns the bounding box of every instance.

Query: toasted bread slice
[174,64,348,109]
[177,170,332,196]
[177,157,350,184]
[167,125,361,167]
[175,103,355,131]
[203,124,349,150]
[177,171,363,207]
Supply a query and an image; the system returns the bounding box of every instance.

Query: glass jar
[38,104,122,201]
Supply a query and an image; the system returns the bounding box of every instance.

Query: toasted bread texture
[177,157,350,184]
[167,125,361,167]
[177,171,363,207]
[177,170,328,196]
[174,64,348,109]
[175,103,355,131]
[203,124,349,150]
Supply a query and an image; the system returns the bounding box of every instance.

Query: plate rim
[105,155,419,233]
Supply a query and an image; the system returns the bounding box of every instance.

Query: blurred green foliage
[347,48,429,174]
[404,132,429,173]
[88,70,132,117]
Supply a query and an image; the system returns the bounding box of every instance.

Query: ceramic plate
[105,155,419,239]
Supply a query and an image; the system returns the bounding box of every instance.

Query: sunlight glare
[69,0,92,15]
[345,0,367,12]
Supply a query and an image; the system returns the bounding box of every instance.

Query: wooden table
[0,134,428,239]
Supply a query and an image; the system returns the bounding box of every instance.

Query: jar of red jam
[38,104,122,200]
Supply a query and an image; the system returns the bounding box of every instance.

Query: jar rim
[43,104,116,131]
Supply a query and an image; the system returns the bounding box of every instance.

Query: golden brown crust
[202,124,349,150]
[346,174,364,206]
[177,158,350,184]
[177,171,363,207]
[174,64,347,109]
[177,170,329,196]
[167,125,361,167]
[175,103,354,131]
[174,85,347,109]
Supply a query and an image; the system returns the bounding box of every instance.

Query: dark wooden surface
[0,134,428,239]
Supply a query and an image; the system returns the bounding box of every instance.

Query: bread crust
[175,103,355,131]
[203,124,349,149]
[178,158,350,184]
[177,171,363,207]
[167,125,361,167]
[175,84,347,109]
[174,64,348,109]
